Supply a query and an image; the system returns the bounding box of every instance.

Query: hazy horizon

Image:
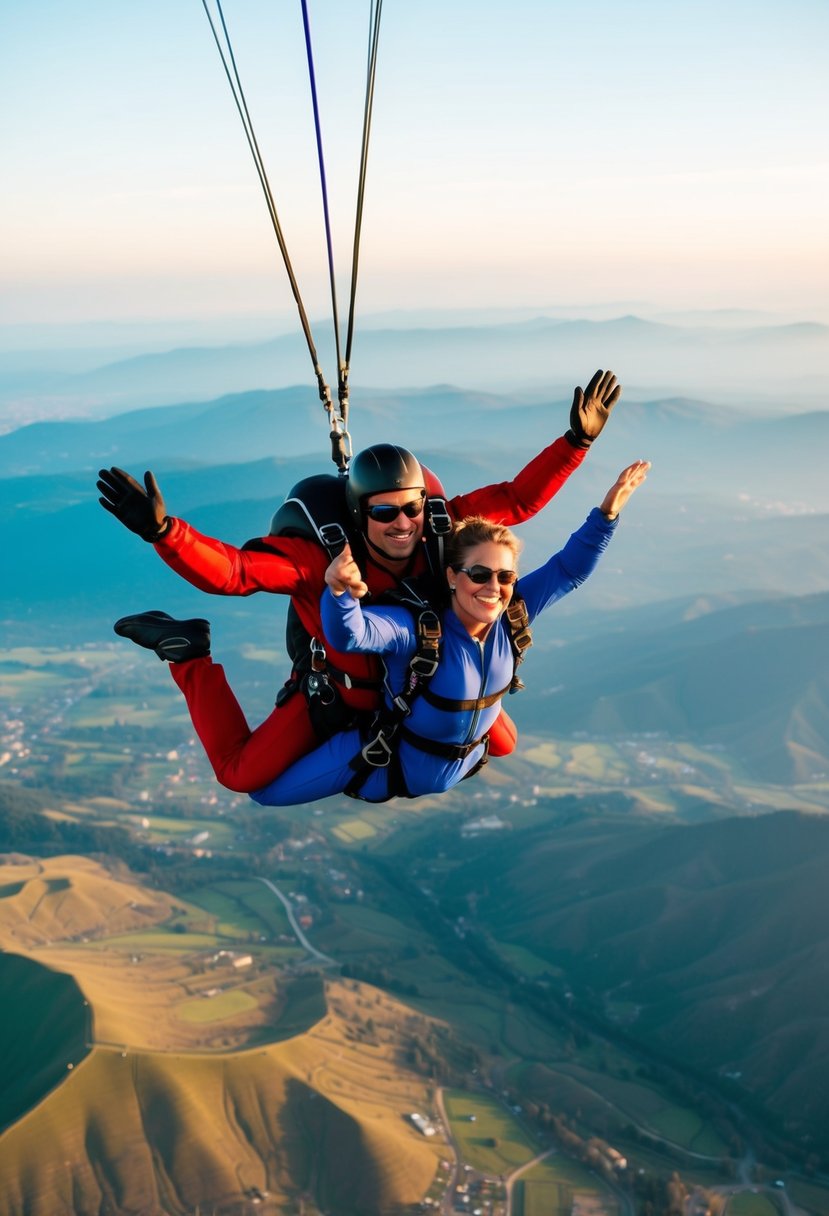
[4,1,828,332]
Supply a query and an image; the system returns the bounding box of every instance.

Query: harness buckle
[306,672,336,706]
[318,521,348,554]
[418,609,441,640]
[361,731,393,767]
[310,637,328,673]
[409,608,441,677]
[505,601,533,655]
[409,654,439,678]
[307,639,337,704]
[427,497,452,536]
[512,629,532,655]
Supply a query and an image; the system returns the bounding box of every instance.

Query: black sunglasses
[453,565,518,586]
[364,496,425,524]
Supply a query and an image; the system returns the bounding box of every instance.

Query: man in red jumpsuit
[99,370,621,792]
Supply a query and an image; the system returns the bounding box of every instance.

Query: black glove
[566,369,622,449]
[97,467,170,541]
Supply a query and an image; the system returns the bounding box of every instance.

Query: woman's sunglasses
[453,565,518,586]
[364,497,425,524]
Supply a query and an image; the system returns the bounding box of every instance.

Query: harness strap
[343,719,401,801]
[420,682,512,713]
[504,596,532,691]
[323,658,381,692]
[399,726,487,761]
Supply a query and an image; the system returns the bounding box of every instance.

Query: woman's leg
[249,729,370,807]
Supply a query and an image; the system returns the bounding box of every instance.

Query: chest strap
[399,725,487,760]
[420,681,512,713]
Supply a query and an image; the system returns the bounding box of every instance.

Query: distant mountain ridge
[2,313,827,424]
[2,383,828,518]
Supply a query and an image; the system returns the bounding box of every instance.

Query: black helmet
[345,444,425,528]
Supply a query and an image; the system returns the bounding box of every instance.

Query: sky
[3,0,828,340]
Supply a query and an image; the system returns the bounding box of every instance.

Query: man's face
[363,488,426,564]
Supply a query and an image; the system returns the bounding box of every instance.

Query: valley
[1,640,828,1215]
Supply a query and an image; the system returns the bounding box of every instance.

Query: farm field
[442,1089,539,1174]
[725,1193,783,1215]
[515,1155,618,1216]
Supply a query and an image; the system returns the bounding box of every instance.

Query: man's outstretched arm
[97,465,304,596]
[448,369,622,524]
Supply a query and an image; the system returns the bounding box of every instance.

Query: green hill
[0,953,89,1131]
[516,592,829,784]
[435,810,829,1151]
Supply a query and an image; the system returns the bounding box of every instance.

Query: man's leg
[169,659,318,792]
[488,707,517,758]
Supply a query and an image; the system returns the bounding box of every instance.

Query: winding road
[256,876,337,967]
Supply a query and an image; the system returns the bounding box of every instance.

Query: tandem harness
[343,579,533,802]
[248,473,454,738]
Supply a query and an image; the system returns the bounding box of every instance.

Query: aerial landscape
[2,2,828,1215]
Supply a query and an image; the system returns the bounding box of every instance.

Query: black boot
[114,610,210,662]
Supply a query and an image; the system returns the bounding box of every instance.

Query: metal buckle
[318,522,348,553]
[418,609,441,640]
[427,497,452,536]
[409,655,439,678]
[513,629,532,654]
[310,637,327,672]
[361,732,393,767]
[306,673,336,705]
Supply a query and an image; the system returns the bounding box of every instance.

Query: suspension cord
[299,0,383,469]
[201,1,384,474]
[299,0,349,472]
[201,0,341,464]
[342,0,383,420]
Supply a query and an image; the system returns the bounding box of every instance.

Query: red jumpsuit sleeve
[154,517,306,596]
[447,434,586,525]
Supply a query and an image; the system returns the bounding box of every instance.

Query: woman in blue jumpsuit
[251,461,649,806]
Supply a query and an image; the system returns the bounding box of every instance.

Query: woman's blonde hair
[444,515,522,572]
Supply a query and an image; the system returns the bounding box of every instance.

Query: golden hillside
[0,854,446,1213]
[0,979,443,1216]
[0,854,182,949]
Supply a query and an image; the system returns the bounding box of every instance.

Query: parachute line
[200,0,337,449]
[300,0,343,380]
[201,1,384,473]
[344,0,383,384]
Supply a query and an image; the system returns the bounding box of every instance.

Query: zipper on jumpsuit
[464,635,489,745]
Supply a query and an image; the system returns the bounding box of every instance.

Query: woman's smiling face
[447,541,517,637]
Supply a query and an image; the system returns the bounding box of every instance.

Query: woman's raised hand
[600,460,651,519]
[325,544,369,599]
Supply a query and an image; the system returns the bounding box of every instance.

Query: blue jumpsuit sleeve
[321,587,417,658]
[518,507,618,621]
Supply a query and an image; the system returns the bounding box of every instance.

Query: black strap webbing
[420,682,512,714]
[399,726,487,761]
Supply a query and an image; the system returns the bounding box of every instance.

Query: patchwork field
[514,1156,618,1216]
[443,1088,538,1174]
